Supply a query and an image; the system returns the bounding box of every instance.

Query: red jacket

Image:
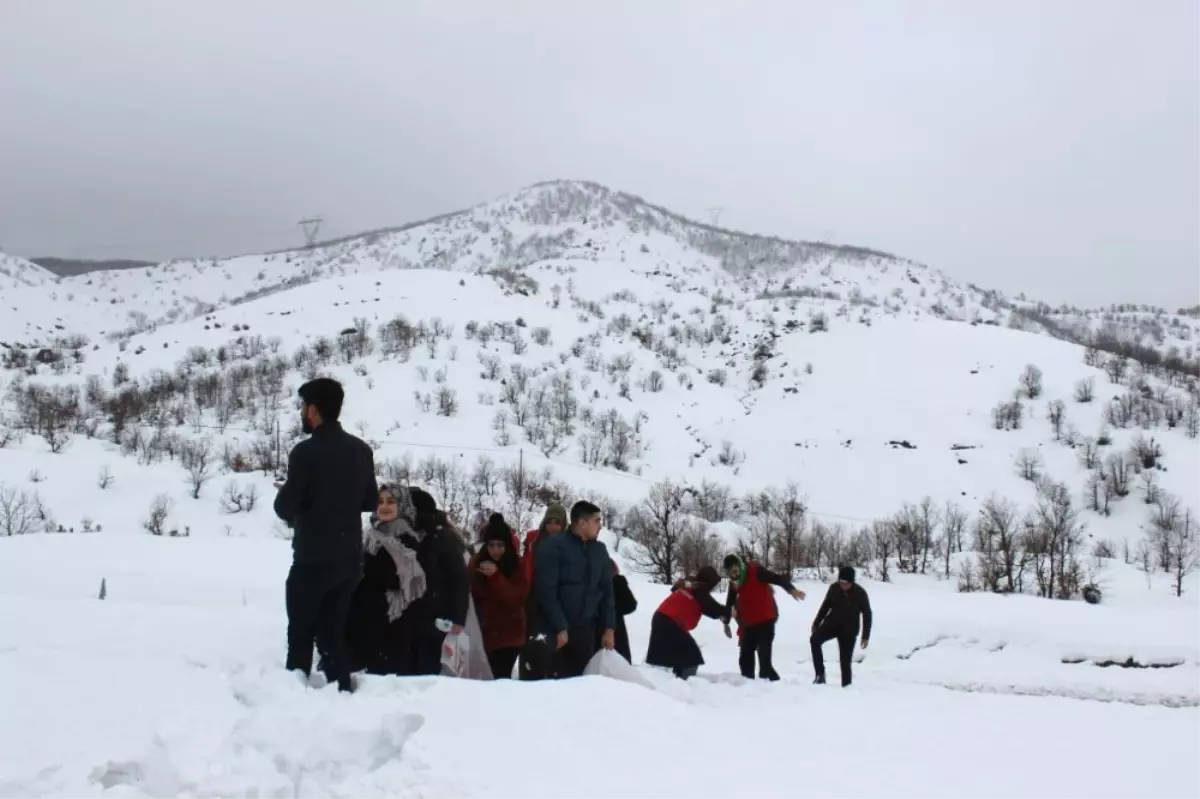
[657,588,704,632]
[731,562,780,627]
[469,553,529,652]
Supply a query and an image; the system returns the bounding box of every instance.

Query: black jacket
[813,582,873,640]
[273,422,378,567]
[399,518,470,631]
[611,574,638,663]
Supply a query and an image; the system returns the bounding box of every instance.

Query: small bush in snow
[144,494,173,536]
[220,480,259,514]
[97,465,114,489]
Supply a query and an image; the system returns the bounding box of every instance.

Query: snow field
[1,533,1197,798]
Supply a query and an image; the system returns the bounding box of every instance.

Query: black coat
[400,518,470,633]
[813,582,873,640]
[345,547,414,675]
[273,422,378,567]
[597,574,638,662]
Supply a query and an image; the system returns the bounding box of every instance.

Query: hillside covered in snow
[2,180,1196,568]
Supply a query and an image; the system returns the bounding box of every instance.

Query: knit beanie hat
[838,566,856,583]
[542,502,567,528]
[482,513,512,545]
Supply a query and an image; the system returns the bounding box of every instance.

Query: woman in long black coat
[344,485,469,676]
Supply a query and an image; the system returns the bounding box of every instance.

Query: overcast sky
[1,1,1196,308]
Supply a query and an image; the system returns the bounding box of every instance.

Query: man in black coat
[810,566,872,687]
[274,378,378,692]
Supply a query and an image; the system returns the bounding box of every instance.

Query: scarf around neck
[364,516,427,622]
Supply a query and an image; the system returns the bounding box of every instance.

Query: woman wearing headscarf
[344,484,428,676]
[644,566,729,680]
[469,513,528,679]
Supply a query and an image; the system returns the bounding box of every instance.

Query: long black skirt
[644,611,704,672]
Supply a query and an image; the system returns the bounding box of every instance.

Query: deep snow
[0,533,1197,798]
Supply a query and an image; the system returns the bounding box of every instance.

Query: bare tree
[1185,401,1200,439]
[180,438,213,499]
[628,480,691,583]
[1102,452,1131,499]
[1077,436,1100,470]
[1073,376,1095,403]
[767,483,806,575]
[941,501,967,579]
[97,465,114,490]
[1019,364,1044,399]
[1167,508,1198,598]
[1029,480,1086,599]
[872,520,895,582]
[1104,354,1129,384]
[1046,399,1067,440]
[692,479,734,523]
[1015,448,1043,482]
[973,496,1024,593]
[144,494,173,536]
[0,484,40,536]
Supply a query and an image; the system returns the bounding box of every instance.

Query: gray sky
[1,1,1196,308]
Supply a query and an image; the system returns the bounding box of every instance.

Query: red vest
[657,587,703,632]
[735,563,778,627]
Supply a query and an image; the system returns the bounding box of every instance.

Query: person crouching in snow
[811,566,872,687]
[722,554,806,681]
[469,513,528,679]
[645,566,730,679]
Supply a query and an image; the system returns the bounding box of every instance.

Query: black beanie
[482,513,512,545]
[838,566,856,583]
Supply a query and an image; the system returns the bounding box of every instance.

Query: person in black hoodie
[273,377,377,693]
[399,487,470,675]
[597,559,637,663]
[811,566,872,687]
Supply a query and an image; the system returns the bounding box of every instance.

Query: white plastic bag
[582,649,655,689]
[440,597,494,680]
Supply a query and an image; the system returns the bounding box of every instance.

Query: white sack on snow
[440,596,493,680]
[582,649,655,689]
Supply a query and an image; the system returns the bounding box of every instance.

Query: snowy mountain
[1,180,1197,797]
[2,180,1194,540]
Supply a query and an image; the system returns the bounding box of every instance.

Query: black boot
[813,674,826,685]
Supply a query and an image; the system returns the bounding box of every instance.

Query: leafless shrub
[144,494,173,536]
[220,480,259,514]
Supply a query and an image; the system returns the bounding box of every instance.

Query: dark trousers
[739,620,779,681]
[488,647,521,680]
[557,624,598,678]
[285,562,360,692]
[811,622,857,686]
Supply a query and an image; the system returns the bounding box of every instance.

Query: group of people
[273,378,873,693]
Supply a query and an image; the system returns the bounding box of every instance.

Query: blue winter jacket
[533,531,616,634]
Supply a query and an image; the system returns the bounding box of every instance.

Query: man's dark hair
[298,378,345,423]
[570,500,601,524]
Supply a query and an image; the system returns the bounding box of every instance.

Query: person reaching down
[722,554,806,681]
[645,566,729,680]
